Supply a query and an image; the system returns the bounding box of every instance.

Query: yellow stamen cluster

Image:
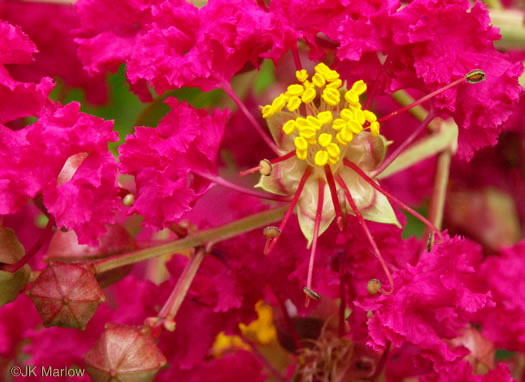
[262,64,381,167]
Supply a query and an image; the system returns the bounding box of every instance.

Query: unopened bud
[84,323,167,382]
[367,279,382,295]
[27,262,105,330]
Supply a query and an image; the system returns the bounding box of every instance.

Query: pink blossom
[119,98,229,229]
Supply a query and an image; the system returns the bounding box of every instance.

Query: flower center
[261,63,380,168]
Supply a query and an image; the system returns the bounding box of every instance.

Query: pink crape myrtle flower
[119,98,229,229]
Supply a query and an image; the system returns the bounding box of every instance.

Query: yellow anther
[296,149,307,160]
[332,118,347,131]
[354,108,365,125]
[271,94,287,113]
[328,155,339,165]
[302,87,316,104]
[326,78,342,89]
[324,70,340,82]
[322,88,340,106]
[318,133,332,147]
[287,84,304,97]
[262,105,273,119]
[350,80,367,95]
[314,62,330,75]
[336,127,354,145]
[317,111,333,125]
[340,108,354,122]
[282,120,297,135]
[303,80,315,89]
[326,142,341,158]
[306,116,322,130]
[347,120,362,134]
[296,117,309,129]
[287,96,302,112]
[296,70,308,83]
[307,137,317,145]
[299,127,316,140]
[344,90,359,105]
[312,72,326,88]
[314,150,329,166]
[295,136,308,151]
[370,121,380,136]
[363,110,377,123]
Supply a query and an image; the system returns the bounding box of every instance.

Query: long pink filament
[324,165,344,231]
[265,167,312,255]
[305,180,325,307]
[336,175,394,295]
[344,159,444,244]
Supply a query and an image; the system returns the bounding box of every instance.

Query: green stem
[93,206,287,274]
[377,119,458,180]
[425,150,452,232]
[158,247,206,322]
[390,91,428,123]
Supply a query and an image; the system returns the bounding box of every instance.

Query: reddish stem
[193,170,290,202]
[373,109,435,177]
[324,165,344,231]
[222,82,280,154]
[2,216,55,272]
[265,167,312,255]
[344,159,444,244]
[291,44,302,71]
[363,54,391,110]
[336,175,394,295]
[377,77,466,124]
[305,180,325,307]
[239,150,296,177]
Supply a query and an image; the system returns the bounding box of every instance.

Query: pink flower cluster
[0,0,524,381]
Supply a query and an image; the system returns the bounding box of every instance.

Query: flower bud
[0,226,31,307]
[27,262,105,330]
[84,323,167,382]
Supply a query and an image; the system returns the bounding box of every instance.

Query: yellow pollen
[282,120,296,135]
[322,88,340,106]
[262,105,272,119]
[314,150,329,166]
[318,133,332,147]
[354,109,365,125]
[317,111,333,125]
[332,118,346,131]
[295,136,308,151]
[296,149,307,160]
[299,127,316,140]
[306,116,322,130]
[324,70,340,82]
[364,110,377,123]
[314,62,330,74]
[287,96,301,112]
[296,117,309,129]
[370,121,380,136]
[348,120,362,134]
[350,80,367,95]
[302,87,316,103]
[326,142,341,158]
[344,90,359,105]
[326,78,342,89]
[287,84,304,97]
[296,69,308,83]
[336,127,353,145]
[312,72,326,88]
[271,94,287,113]
[340,108,354,121]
